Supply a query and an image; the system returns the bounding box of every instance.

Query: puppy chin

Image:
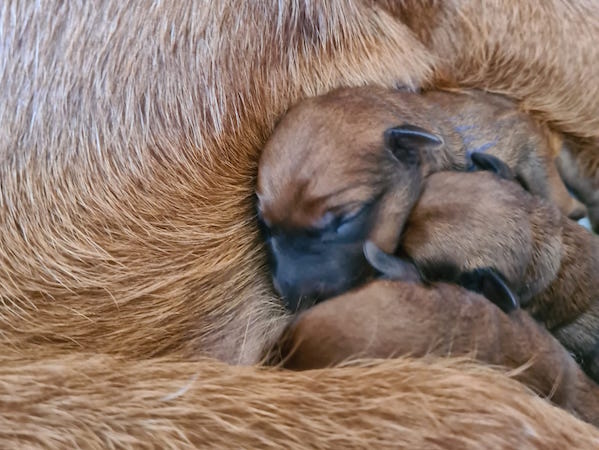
[274,267,375,313]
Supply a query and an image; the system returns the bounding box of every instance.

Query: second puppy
[378,165,599,381]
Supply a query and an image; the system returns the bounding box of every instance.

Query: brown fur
[5,354,599,450]
[281,279,599,426]
[385,1,599,137]
[258,86,583,251]
[256,85,584,306]
[401,171,599,373]
[3,0,599,447]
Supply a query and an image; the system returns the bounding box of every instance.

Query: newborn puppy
[392,167,599,380]
[279,278,599,427]
[257,86,583,310]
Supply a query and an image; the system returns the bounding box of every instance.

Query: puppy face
[256,88,437,311]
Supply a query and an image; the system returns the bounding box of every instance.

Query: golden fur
[2,1,599,447]
[256,85,584,258]
[5,354,599,449]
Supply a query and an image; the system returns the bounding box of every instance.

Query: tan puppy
[280,279,599,427]
[257,86,583,310]
[387,169,599,379]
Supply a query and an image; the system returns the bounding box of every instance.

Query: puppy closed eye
[335,210,362,235]
[318,206,368,239]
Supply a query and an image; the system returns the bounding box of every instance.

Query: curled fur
[3,355,599,449]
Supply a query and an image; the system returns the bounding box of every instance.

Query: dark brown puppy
[280,279,599,427]
[390,169,599,379]
[257,86,583,310]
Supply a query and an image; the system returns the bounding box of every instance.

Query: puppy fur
[258,85,584,221]
[257,85,583,306]
[3,1,599,447]
[401,171,599,377]
[281,279,599,427]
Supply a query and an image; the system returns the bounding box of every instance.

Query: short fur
[401,171,599,377]
[281,279,599,426]
[257,85,584,306]
[258,86,583,227]
[3,1,599,447]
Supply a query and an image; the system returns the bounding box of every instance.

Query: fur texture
[2,1,599,447]
[4,354,599,449]
[280,279,599,425]
[256,85,585,300]
[401,171,599,375]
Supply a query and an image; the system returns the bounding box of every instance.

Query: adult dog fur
[3,1,599,447]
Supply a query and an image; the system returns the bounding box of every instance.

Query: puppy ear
[384,124,442,165]
[363,241,421,283]
[457,268,519,313]
[469,152,515,181]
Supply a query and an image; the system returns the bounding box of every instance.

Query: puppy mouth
[264,208,379,313]
[277,262,376,314]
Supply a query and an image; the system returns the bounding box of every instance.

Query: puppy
[384,166,599,380]
[257,86,583,310]
[279,278,599,427]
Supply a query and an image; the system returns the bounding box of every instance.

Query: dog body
[281,278,599,426]
[257,86,582,308]
[4,1,599,446]
[400,170,599,377]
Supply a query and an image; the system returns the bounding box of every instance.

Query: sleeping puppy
[256,86,583,310]
[374,162,599,381]
[277,277,599,427]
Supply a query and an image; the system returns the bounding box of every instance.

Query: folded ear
[457,267,519,314]
[384,124,442,165]
[469,152,515,181]
[363,241,421,283]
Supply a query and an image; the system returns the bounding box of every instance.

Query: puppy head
[256,88,441,311]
